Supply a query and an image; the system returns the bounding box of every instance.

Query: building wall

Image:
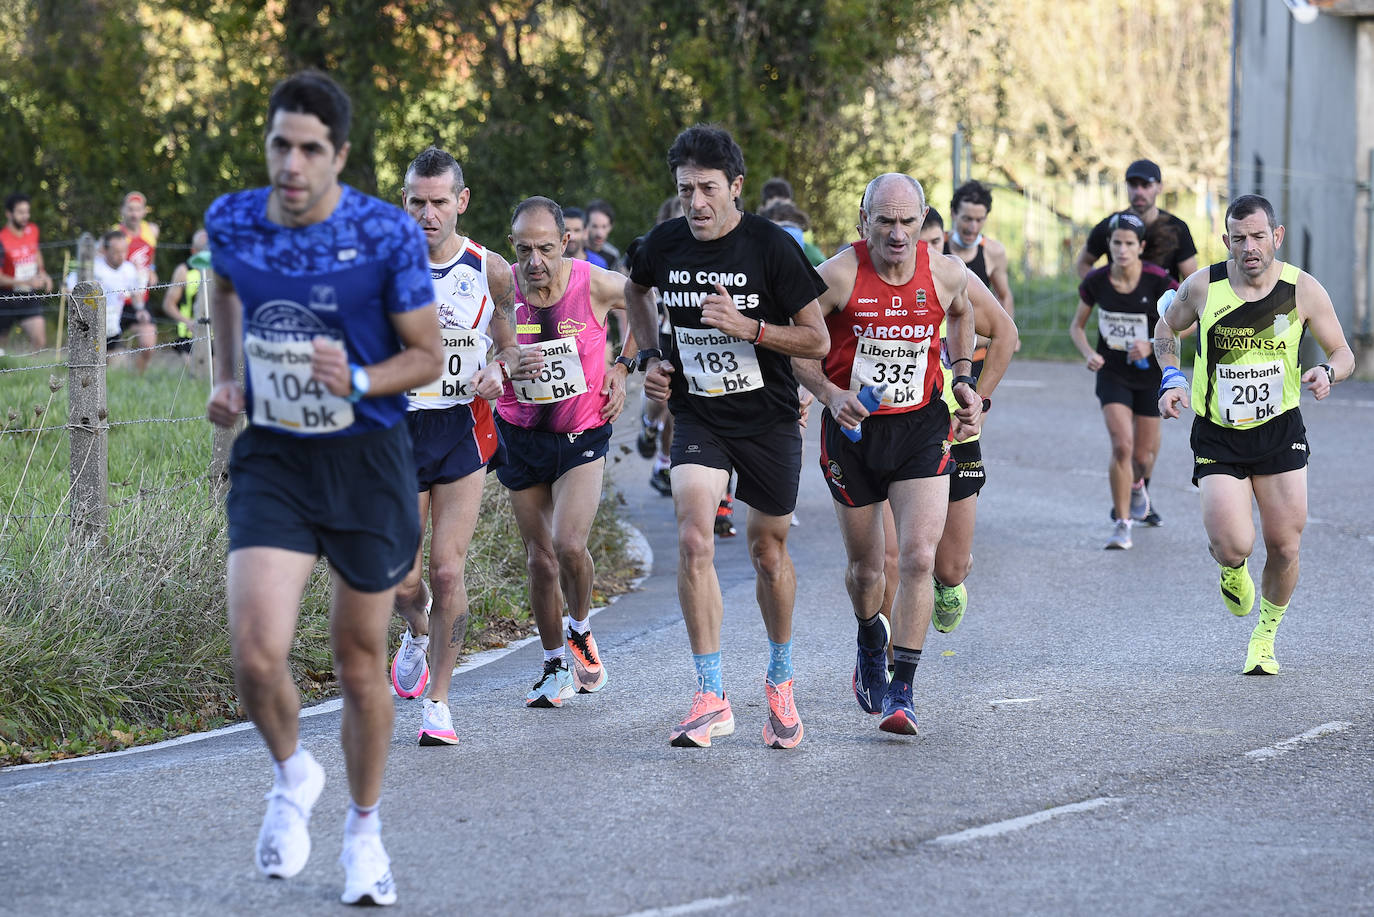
[1231,0,1360,340]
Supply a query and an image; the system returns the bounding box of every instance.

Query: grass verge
[0,352,638,766]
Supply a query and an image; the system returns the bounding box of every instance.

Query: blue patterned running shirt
[205,185,435,437]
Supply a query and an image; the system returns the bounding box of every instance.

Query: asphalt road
[2,360,1371,916]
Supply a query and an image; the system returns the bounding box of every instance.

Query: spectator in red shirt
[0,192,53,353]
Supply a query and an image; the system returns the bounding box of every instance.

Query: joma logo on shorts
[1291,442,1307,451]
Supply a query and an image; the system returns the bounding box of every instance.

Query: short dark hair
[100,229,125,247]
[760,200,809,231]
[405,146,463,193]
[667,124,746,184]
[585,199,615,223]
[655,196,684,225]
[951,180,993,215]
[512,196,565,235]
[4,192,30,214]
[1108,210,1147,240]
[761,177,794,206]
[563,206,586,222]
[1225,194,1277,229]
[922,206,944,231]
[267,70,352,151]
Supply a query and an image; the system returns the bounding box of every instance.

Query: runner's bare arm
[624,278,660,359]
[161,263,188,325]
[1296,271,1354,400]
[1069,301,1103,371]
[590,264,636,360]
[482,251,540,382]
[986,238,1015,319]
[967,271,1018,396]
[206,268,245,426]
[1153,270,1203,371]
[1074,243,1099,279]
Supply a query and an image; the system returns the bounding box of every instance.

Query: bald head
[861,173,925,215]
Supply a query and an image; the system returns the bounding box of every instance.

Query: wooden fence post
[68,279,108,544]
[190,270,211,381]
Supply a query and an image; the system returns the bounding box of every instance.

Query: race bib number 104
[245,334,354,434]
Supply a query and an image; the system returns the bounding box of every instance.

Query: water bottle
[841,383,887,442]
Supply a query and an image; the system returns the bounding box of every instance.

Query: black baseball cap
[1125,159,1161,183]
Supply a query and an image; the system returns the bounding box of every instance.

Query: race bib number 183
[675,326,763,397]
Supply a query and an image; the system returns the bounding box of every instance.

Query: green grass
[0,352,636,765]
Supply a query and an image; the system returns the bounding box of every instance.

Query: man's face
[861,180,926,268]
[953,201,988,242]
[587,210,612,250]
[7,202,30,230]
[265,110,349,226]
[120,196,145,228]
[509,207,568,293]
[676,165,744,242]
[1224,211,1283,279]
[103,236,128,268]
[564,216,587,257]
[404,170,469,256]
[1126,178,1160,214]
[918,222,945,250]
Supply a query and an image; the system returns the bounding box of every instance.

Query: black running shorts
[1096,370,1160,417]
[493,418,611,491]
[819,396,952,508]
[1191,409,1309,485]
[670,414,802,518]
[948,439,986,502]
[227,422,421,593]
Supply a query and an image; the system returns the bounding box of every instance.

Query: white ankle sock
[273,746,313,789]
[345,800,381,836]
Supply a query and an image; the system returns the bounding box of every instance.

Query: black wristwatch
[981,397,992,414]
[952,374,978,390]
[1319,362,1335,385]
[635,347,665,372]
[614,355,637,373]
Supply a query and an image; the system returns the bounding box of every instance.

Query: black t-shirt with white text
[1087,210,1197,282]
[630,212,826,435]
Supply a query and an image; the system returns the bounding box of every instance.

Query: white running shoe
[256,750,325,879]
[1105,519,1133,550]
[417,698,459,746]
[1129,483,1150,522]
[390,629,430,699]
[340,833,397,906]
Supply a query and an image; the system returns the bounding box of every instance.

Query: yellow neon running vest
[1193,261,1303,429]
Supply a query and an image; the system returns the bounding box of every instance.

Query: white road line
[5,525,653,774]
[988,697,1040,707]
[1244,721,1353,760]
[927,797,1115,846]
[619,896,744,917]
[996,379,1046,388]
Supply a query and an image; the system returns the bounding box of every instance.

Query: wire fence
[0,250,224,549]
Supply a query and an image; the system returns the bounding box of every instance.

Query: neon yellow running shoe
[932,579,968,634]
[1218,562,1255,617]
[1243,604,1285,675]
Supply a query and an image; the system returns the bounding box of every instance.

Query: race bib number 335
[246,334,353,434]
[852,336,930,408]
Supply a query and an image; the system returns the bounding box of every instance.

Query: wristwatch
[614,355,637,373]
[635,347,665,372]
[952,374,978,390]
[1319,362,1335,385]
[347,363,371,403]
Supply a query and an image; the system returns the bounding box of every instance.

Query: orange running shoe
[669,691,735,747]
[762,679,804,749]
[566,626,608,693]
